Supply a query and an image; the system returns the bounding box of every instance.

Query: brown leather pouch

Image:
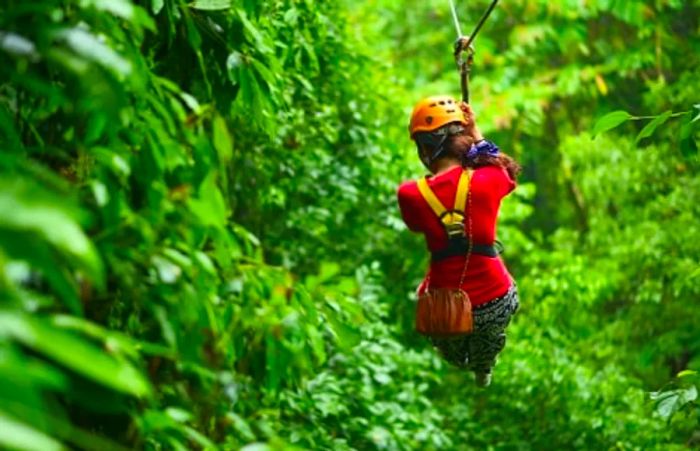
[416,288,473,337]
[414,169,475,338]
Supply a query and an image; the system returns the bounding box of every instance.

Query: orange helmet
[409,95,468,138]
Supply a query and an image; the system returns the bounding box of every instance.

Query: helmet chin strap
[415,124,465,170]
[417,134,449,169]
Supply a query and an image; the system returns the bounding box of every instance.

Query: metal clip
[445,221,466,239]
[454,36,475,67]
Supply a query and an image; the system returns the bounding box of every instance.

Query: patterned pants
[430,285,519,372]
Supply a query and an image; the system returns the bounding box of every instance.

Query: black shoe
[475,371,492,388]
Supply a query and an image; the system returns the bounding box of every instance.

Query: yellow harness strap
[454,169,471,214]
[417,177,447,218]
[416,169,472,226]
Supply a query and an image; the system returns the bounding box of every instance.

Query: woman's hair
[443,133,521,180]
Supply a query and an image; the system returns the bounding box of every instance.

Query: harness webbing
[417,169,504,261]
[454,168,470,216]
[416,169,471,227]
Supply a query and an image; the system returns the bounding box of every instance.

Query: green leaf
[226,52,244,86]
[78,0,134,20]
[0,230,82,314]
[0,179,104,288]
[212,115,233,166]
[0,33,38,60]
[651,386,698,421]
[54,28,132,77]
[680,113,698,158]
[678,370,698,378]
[189,0,232,10]
[151,0,165,14]
[251,58,278,94]
[188,173,228,227]
[0,312,152,398]
[237,9,266,47]
[240,444,272,451]
[0,413,65,451]
[593,111,632,137]
[52,315,141,359]
[635,110,672,144]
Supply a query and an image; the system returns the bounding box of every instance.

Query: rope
[449,0,500,103]
[448,0,463,38]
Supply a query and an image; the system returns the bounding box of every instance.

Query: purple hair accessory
[466,139,500,159]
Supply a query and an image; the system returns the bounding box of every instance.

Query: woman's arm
[397,183,423,232]
[460,103,484,142]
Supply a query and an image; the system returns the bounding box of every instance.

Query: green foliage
[593,110,633,136]
[0,0,699,449]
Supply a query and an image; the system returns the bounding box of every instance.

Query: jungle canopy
[0,0,699,449]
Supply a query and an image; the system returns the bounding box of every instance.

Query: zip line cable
[457,0,499,51]
[448,0,464,38]
[449,0,500,103]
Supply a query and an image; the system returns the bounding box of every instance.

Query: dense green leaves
[0,0,698,449]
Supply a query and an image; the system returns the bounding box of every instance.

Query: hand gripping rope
[448,0,500,103]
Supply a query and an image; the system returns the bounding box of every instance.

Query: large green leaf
[212,115,233,166]
[54,28,132,77]
[592,110,632,137]
[189,0,232,10]
[0,412,65,451]
[635,111,672,144]
[0,230,82,314]
[650,386,698,421]
[0,179,104,288]
[0,312,151,398]
[78,0,134,19]
[188,173,228,227]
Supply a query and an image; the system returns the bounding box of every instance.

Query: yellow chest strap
[416,169,472,226]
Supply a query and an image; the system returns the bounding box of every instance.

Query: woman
[397,95,520,387]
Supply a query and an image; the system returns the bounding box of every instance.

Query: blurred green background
[0,0,699,449]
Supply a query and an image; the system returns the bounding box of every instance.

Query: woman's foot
[474,371,492,387]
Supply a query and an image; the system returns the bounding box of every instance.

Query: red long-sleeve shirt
[397,165,515,306]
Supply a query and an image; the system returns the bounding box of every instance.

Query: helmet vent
[439,101,446,105]
[426,116,433,125]
[430,103,437,107]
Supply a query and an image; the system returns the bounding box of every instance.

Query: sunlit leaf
[151,0,165,14]
[0,312,152,398]
[0,33,39,60]
[651,386,698,421]
[189,0,232,10]
[592,111,632,137]
[54,28,132,77]
[635,111,672,144]
[0,413,65,451]
[188,173,228,227]
[678,370,698,378]
[78,0,134,20]
[0,180,104,288]
[240,444,272,451]
[52,315,140,359]
[213,115,233,166]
